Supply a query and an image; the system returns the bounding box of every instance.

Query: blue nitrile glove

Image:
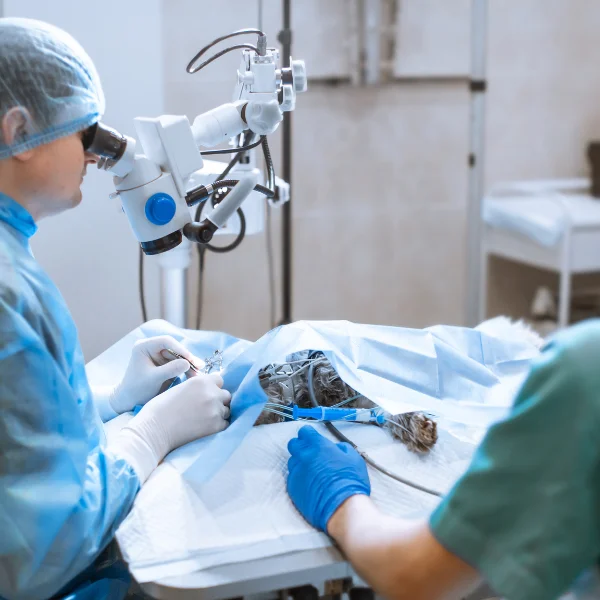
[286,425,371,532]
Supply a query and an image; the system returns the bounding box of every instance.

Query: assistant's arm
[328,496,479,600]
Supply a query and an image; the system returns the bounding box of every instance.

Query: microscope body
[94,44,306,255]
[82,32,306,326]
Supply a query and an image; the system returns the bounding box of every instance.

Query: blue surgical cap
[0,18,105,159]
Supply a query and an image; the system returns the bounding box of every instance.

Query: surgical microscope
[80,29,307,326]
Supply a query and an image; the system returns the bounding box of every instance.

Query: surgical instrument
[165,348,202,374]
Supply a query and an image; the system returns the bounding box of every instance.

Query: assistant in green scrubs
[431,320,600,599]
[286,319,600,600]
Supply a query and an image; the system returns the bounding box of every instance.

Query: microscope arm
[191,99,283,148]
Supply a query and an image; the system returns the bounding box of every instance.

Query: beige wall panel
[394,0,472,77]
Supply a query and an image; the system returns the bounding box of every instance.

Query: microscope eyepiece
[83,122,128,163]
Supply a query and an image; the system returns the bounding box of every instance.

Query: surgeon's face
[24,132,99,219]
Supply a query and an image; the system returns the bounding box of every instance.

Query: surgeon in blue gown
[0,18,232,600]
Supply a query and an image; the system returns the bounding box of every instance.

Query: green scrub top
[430,320,600,600]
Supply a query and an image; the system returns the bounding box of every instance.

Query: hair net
[0,18,105,159]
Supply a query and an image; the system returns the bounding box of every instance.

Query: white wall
[2,0,164,359]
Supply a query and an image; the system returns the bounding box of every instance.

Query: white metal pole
[466,0,489,325]
[157,239,191,328]
[160,268,188,327]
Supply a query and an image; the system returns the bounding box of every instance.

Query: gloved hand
[110,372,231,483]
[110,335,204,415]
[287,425,371,532]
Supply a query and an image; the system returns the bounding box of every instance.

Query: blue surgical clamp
[291,405,386,425]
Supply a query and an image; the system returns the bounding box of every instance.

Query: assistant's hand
[110,335,204,414]
[287,425,371,532]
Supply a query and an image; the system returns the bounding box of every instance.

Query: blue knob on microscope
[145,193,177,226]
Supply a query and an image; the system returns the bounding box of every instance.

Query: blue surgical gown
[0,193,139,600]
[431,320,600,600]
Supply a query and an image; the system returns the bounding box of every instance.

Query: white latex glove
[109,372,231,483]
[110,335,205,415]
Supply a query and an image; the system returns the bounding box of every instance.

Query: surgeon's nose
[84,151,99,166]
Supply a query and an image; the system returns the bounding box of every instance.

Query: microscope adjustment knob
[279,85,296,112]
[145,193,177,226]
[291,59,308,93]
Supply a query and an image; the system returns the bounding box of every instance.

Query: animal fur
[256,352,438,454]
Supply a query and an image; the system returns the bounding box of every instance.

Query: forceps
[133,348,203,415]
[165,348,202,374]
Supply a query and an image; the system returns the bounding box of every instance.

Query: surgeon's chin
[70,188,84,208]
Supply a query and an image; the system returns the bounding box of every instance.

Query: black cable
[215,131,254,180]
[194,133,247,243]
[187,179,275,206]
[193,131,253,328]
[201,137,263,156]
[261,136,276,192]
[194,189,205,223]
[192,200,246,330]
[211,179,275,198]
[204,208,246,253]
[139,247,148,322]
[307,362,358,448]
[265,202,276,329]
[217,153,241,181]
[261,135,277,329]
[187,29,266,74]
[306,362,442,497]
[188,43,258,75]
[195,245,206,330]
[192,204,245,330]
[188,190,248,250]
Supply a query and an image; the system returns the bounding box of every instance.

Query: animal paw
[385,412,438,453]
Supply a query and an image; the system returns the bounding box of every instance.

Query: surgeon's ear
[1,107,35,161]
